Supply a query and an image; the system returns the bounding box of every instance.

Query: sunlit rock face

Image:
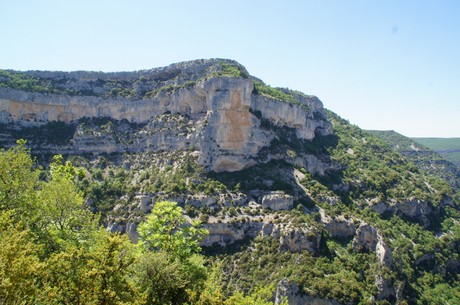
[369,199,438,228]
[261,191,294,211]
[0,59,332,172]
[352,222,396,301]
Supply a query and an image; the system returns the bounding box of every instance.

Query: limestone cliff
[2,59,458,305]
[0,59,331,172]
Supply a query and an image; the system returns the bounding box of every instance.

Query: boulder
[262,192,294,211]
[323,216,356,239]
[126,222,139,243]
[136,194,152,213]
[370,199,437,228]
[352,223,393,267]
[107,222,125,233]
[201,222,264,247]
[352,223,379,252]
[273,225,321,253]
[275,279,342,305]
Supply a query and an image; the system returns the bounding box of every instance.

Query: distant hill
[367,130,460,191]
[412,137,460,167]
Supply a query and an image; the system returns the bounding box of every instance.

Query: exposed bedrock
[0,74,332,172]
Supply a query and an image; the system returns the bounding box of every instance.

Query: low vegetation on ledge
[0,58,459,304]
[0,61,310,113]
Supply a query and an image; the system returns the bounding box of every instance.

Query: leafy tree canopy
[138,200,208,260]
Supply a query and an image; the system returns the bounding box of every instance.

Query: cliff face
[0,59,332,172]
[2,59,458,305]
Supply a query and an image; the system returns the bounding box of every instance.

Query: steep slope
[0,59,459,305]
[367,130,460,191]
[412,137,460,167]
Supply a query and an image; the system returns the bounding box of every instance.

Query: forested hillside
[367,130,460,191]
[412,137,460,167]
[0,142,284,304]
[1,60,459,305]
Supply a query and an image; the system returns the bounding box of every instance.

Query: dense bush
[0,142,281,305]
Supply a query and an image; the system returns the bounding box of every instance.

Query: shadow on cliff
[0,121,76,146]
[202,236,253,256]
[208,160,304,196]
[206,123,346,205]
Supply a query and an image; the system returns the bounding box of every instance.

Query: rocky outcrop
[106,221,139,243]
[275,279,341,305]
[272,225,321,253]
[370,199,437,228]
[374,274,396,303]
[394,200,436,228]
[322,215,356,239]
[352,223,393,266]
[202,220,320,254]
[261,192,294,211]
[199,78,270,172]
[352,223,395,301]
[136,195,153,213]
[376,236,393,268]
[126,222,139,243]
[0,59,332,173]
[201,221,264,247]
[352,223,380,253]
[251,94,332,141]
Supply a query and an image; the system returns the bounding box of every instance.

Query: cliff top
[0,59,257,99]
[0,58,248,79]
[0,58,315,108]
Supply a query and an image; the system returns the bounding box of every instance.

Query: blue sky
[1,0,459,137]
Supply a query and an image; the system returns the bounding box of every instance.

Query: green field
[412,137,460,166]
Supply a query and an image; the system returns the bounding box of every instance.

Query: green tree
[225,285,281,305]
[0,140,40,223]
[40,231,139,305]
[188,262,225,305]
[46,165,93,233]
[135,201,209,304]
[35,154,97,253]
[131,251,207,305]
[0,211,43,304]
[138,200,208,260]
